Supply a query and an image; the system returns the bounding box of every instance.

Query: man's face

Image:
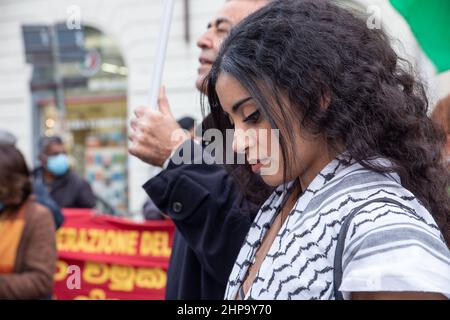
[41,142,66,166]
[195,0,267,92]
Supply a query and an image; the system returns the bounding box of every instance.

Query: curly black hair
[204,0,450,246]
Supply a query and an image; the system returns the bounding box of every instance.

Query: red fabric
[53,210,174,300]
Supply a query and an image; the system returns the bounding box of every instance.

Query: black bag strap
[333,197,405,300]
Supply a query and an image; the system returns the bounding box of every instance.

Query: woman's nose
[232,128,256,154]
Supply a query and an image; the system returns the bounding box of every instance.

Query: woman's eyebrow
[232,97,253,112]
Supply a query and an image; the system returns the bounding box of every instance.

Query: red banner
[53,210,175,300]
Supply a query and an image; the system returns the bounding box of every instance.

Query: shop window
[24,24,128,213]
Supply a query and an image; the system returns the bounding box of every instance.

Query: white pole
[149,0,176,109]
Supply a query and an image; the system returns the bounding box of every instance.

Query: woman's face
[216,72,333,188]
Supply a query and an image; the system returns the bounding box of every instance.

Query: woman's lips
[251,162,263,173]
[250,158,270,174]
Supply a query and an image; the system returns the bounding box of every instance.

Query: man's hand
[129,87,190,167]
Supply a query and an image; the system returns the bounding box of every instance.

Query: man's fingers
[129,139,158,165]
[134,106,147,118]
[128,130,139,145]
[130,117,139,131]
[158,86,172,116]
[128,144,143,160]
[129,135,147,156]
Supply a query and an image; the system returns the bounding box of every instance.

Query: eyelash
[243,110,261,124]
[223,110,260,127]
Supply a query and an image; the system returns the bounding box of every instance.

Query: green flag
[390,0,450,73]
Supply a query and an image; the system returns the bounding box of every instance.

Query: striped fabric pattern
[225,157,450,300]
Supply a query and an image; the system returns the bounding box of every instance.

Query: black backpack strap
[333,197,405,300]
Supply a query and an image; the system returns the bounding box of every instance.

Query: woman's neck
[297,147,342,191]
[280,182,302,224]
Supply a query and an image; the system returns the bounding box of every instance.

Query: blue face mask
[47,154,70,176]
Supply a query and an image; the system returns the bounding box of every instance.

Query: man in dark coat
[129,0,270,299]
[33,136,96,209]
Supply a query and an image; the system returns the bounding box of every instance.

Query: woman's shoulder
[340,190,450,298]
[342,190,449,266]
[331,160,438,230]
[23,200,55,227]
[347,189,442,238]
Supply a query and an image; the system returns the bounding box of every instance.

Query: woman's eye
[243,110,261,124]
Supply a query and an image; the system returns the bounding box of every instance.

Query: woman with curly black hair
[205,0,450,299]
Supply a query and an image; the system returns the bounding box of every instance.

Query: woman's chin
[260,174,284,187]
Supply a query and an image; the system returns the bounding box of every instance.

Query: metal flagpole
[149,0,176,109]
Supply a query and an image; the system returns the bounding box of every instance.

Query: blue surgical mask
[47,154,70,176]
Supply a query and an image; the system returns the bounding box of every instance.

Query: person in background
[0,129,17,146]
[431,94,450,168]
[431,94,450,195]
[177,116,196,138]
[33,136,96,209]
[0,129,64,229]
[0,144,57,299]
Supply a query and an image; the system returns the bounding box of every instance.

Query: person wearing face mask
[32,136,96,209]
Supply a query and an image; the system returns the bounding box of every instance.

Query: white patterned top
[225,157,450,300]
